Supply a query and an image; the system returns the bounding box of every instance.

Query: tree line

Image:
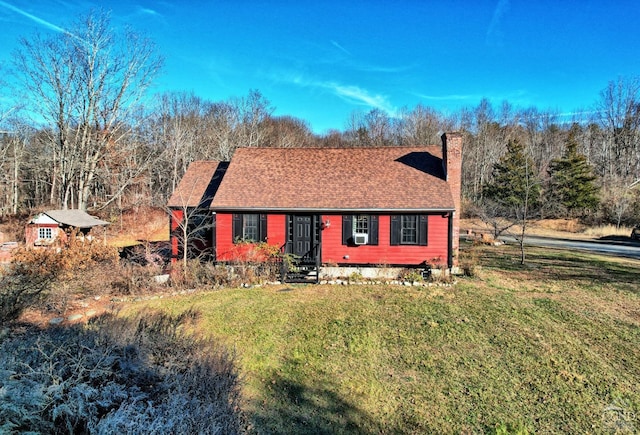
[0,10,638,227]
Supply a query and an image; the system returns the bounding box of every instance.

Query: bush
[0,248,60,324]
[171,258,281,289]
[171,260,237,289]
[1,240,123,322]
[0,310,246,433]
[110,263,164,295]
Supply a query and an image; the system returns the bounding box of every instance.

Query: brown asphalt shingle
[210,146,455,211]
[168,161,223,207]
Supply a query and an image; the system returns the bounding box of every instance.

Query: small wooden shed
[25,210,110,247]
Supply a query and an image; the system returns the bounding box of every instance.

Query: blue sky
[1,0,639,133]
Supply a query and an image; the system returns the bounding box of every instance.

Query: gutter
[210,207,456,214]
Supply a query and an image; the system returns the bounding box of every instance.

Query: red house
[168,133,462,281]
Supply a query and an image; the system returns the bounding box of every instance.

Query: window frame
[390,215,428,246]
[400,215,418,244]
[38,227,53,240]
[232,213,267,243]
[342,215,378,245]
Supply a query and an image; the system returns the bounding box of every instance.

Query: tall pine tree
[548,125,599,218]
[484,139,541,215]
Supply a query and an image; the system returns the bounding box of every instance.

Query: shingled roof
[209,146,455,212]
[168,161,227,208]
[39,210,110,228]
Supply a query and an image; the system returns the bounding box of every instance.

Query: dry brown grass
[462,218,634,240]
[582,224,634,238]
[108,206,169,247]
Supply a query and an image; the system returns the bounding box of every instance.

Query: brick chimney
[442,132,463,265]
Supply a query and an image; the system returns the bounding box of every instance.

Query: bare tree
[12,10,163,210]
[484,139,541,264]
[460,99,513,201]
[596,76,640,179]
[396,104,446,146]
[168,181,217,271]
[240,90,274,148]
[261,116,316,148]
[0,120,35,214]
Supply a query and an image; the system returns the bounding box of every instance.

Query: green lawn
[123,244,640,433]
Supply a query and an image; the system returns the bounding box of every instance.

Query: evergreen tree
[548,124,600,217]
[484,139,541,215]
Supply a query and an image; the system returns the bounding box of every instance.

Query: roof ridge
[235,144,441,151]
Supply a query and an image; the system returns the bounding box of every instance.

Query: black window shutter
[232,214,242,242]
[259,214,267,242]
[342,215,353,245]
[419,215,428,246]
[369,215,379,245]
[390,215,400,245]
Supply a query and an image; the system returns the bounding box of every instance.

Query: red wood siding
[169,209,184,262]
[321,214,449,266]
[213,212,449,266]
[266,214,287,247]
[215,213,287,262]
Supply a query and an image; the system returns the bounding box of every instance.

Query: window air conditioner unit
[353,233,368,245]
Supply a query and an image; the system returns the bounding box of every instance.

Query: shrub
[0,248,61,324]
[109,264,151,295]
[399,268,423,283]
[458,246,480,277]
[4,240,123,317]
[171,260,237,289]
[0,310,246,433]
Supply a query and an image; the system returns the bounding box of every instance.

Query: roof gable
[32,210,110,228]
[209,146,455,212]
[168,161,227,208]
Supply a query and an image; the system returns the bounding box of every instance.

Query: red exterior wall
[215,213,287,262]
[213,212,449,266]
[320,214,449,266]
[25,224,64,247]
[169,209,184,263]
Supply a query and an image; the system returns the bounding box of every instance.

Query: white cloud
[486,0,510,48]
[415,89,532,107]
[330,40,351,56]
[0,1,68,33]
[138,7,159,16]
[416,93,482,102]
[285,72,397,115]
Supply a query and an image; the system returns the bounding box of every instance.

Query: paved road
[495,234,640,260]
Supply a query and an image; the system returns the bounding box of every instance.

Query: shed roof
[209,146,454,212]
[34,210,110,228]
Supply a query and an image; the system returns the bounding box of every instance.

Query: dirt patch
[18,295,120,327]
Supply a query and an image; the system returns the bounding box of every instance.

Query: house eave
[210,207,455,214]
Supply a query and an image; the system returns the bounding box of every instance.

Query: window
[390,215,428,246]
[232,214,267,243]
[243,214,259,240]
[38,227,53,240]
[401,215,418,244]
[353,215,369,235]
[342,215,378,245]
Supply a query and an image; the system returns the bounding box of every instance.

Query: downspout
[447,212,453,270]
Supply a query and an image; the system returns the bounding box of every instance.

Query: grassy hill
[121,243,640,433]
